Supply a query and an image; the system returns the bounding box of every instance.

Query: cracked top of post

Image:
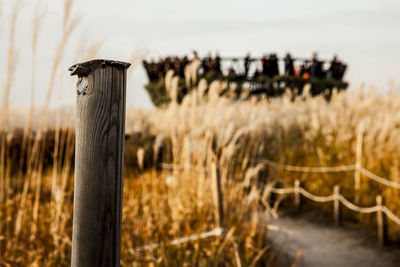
[69,59,131,76]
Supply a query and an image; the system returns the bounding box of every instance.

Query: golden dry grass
[0,130,274,266]
[2,0,400,265]
[3,87,400,265]
[126,87,400,243]
[1,0,20,129]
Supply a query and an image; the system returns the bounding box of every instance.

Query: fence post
[333,185,341,227]
[354,132,363,204]
[376,195,387,246]
[294,180,301,211]
[69,59,130,267]
[211,153,224,229]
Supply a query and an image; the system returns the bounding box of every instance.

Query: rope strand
[270,185,399,224]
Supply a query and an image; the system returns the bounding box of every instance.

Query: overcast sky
[0,0,399,108]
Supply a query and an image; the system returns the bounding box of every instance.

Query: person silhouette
[284,53,294,76]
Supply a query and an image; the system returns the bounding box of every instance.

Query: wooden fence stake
[69,59,130,267]
[376,195,387,246]
[211,153,224,229]
[354,132,363,204]
[333,185,341,226]
[294,180,301,211]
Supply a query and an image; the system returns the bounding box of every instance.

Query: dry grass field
[127,87,400,242]
[3,87,400,265]
[2,0,400,266]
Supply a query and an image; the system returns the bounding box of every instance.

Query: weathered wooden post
[211,153,224,229]
[376,195,387,246]
[354,132,363,204]
[294,180,301,211]
[333,185,341,227]
[69,59,130,267]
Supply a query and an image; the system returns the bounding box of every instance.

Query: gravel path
[268,215,400,267]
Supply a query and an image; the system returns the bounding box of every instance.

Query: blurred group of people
[143,51,347,83]
[200,52,222,75]
[254,52,346,80]
[142,51,224,82]
[295,53,347,80]
[142,56,190,82]
[253,54,280,78]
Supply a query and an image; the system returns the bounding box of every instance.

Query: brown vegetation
[1,0,400,265]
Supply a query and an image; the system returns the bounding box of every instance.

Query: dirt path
[268,214,400,267]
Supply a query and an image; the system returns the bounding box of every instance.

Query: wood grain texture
[70,60,129,267]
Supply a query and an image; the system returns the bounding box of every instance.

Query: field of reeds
[0,2,277,263]
[0,126,274,266]
[3,86,400,265]
[2,0,400,266]
[126,86,400,242]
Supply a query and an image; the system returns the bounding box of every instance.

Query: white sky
[0,0,399,109]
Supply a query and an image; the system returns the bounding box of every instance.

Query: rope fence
[269,187,295,194]
[160,158,400,190]
[358,167,400,190]
[256,158,400,190]
[338,195,379,214]
[269,180,400,246]
[383,207,400,226]
[155,134,400,246]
